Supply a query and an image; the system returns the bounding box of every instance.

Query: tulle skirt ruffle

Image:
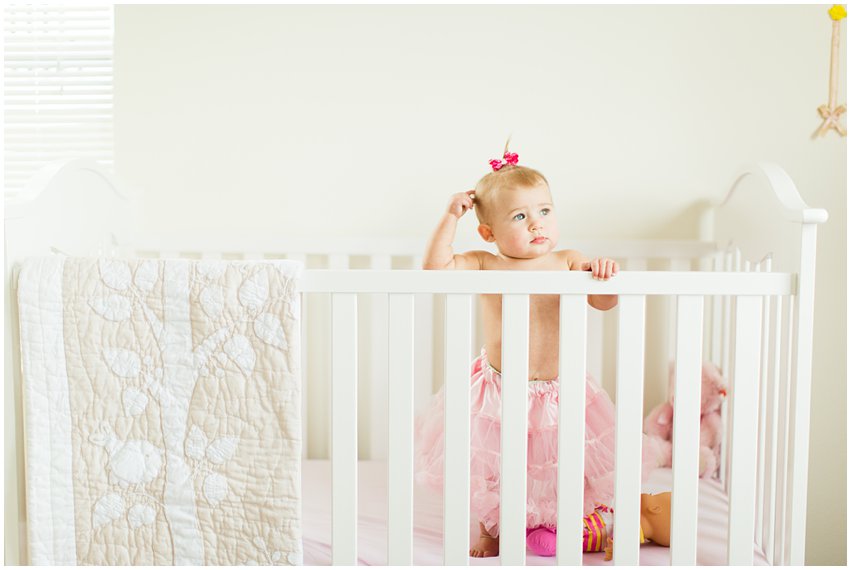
[414,349,657,537]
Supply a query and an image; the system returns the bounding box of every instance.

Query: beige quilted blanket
[17,257,303,565]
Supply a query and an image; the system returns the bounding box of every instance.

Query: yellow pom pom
[829,4,846,21]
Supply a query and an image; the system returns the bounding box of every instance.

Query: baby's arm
[423,190,483,270]
[566,251,619,311]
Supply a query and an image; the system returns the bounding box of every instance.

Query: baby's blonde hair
[474,140,549,224]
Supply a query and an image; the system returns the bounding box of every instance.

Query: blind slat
[6,136,114,144]
[6,25,110,32]
[7,110,113,118]
[7,99,113,106]
[6,86,112,93]
[5,71,113,78]
[6,41,112,49]
[5,35,112,42]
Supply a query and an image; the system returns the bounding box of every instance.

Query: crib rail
[308,269,793,565]
[299,270,793,295]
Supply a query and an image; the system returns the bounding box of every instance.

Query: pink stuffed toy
[644,361,727,478]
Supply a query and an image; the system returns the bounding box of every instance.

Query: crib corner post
[785,223,820,565]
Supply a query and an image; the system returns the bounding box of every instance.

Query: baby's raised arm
[423,190,483,270]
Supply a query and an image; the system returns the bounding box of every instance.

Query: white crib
[4,159,827,565]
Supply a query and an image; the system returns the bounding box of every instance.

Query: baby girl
[414,144,657,558]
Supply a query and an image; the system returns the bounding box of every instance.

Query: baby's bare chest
[480,294,560,326]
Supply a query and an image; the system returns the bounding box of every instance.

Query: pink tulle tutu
[414,349,658,537]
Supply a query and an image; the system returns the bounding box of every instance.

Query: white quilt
[17,256,303,565]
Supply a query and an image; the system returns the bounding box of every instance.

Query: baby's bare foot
[470,534,499,558]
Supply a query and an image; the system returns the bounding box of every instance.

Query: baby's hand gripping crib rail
[3,159,827,566]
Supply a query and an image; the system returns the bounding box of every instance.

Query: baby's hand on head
[447,190,476,219]
[581,258,619,281]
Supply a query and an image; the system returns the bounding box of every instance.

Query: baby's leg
[470,522,500,558]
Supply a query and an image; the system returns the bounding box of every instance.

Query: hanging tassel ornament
[815,5,847,137]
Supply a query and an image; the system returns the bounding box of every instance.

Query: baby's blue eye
[541,208,551,216]
[513,213,526,221]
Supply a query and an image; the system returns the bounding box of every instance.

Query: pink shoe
[526,527,557,557]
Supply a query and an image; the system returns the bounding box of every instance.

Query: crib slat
[370,255,392,460]
[755,263,771,550]
[613,295,646,565]
[470,290,480,357]
[410,255,434,414]
[443,294,472,566]
[724,247,742,492]
[387,294,415,565]
[413,293,434,413]
[763,294,781,563]
[331,293,358,565]
[710,253,724,365]
[770,295,790,564]
[473,296,485,362]
[720,252,732,489]
[666,259,692,362]
[585,308,606,386]
[500,294,530,566]
[727,295,762,565]
[327,255,350,461]
[777,295,795,565]
[586,308,604,387]
[556,295,587,565]
[299,292,310,460]
[670,295,703,565]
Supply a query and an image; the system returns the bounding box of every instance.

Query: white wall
[113,5,845,564]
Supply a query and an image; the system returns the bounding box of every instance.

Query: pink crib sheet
[302,460,769,566]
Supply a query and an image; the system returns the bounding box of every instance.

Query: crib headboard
[4,159,827,565]
[709,162,828,273]
[705,163,827,565]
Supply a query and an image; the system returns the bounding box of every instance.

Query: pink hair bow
[489,152,519,171]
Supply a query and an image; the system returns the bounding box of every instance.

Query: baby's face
[483,182,559,259]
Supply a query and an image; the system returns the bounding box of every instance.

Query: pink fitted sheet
[302,460,769,565]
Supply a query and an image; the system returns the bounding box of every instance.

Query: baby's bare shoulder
[454,250,496,270]
[469,250,498,268]
[555,249,589,270]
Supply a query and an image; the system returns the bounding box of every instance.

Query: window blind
[4,4,114,198]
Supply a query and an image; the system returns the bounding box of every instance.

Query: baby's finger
[592,258,601,279]
[604,259,614,279]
